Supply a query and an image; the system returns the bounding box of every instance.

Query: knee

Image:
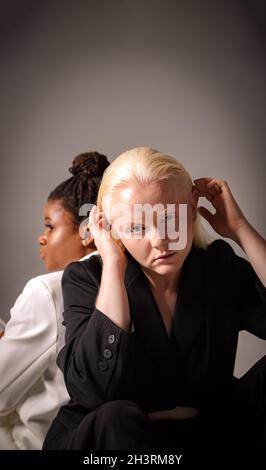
[96,400,147,426]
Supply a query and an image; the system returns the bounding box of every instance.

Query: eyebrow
[122,220,142,227]
[122,210,177,225]
[45,216,52,221]
[161,207,176,214]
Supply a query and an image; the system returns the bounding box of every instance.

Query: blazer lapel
[124,252,173,366]
[173,245,206,355]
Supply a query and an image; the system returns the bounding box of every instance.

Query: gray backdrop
[1,0,265,376]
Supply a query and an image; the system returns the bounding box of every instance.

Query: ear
[80,224,93,246]
[82,237,95,248]
[190,186,199,221]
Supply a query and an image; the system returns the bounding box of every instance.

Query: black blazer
[56,240,266,430]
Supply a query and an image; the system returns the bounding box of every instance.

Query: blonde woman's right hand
[88,205,128,272]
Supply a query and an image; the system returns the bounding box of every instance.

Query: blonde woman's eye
[130,225,144,233]
[164,213,175,221]
[45,224,53,230]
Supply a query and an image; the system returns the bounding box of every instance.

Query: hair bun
[69,152,109,177]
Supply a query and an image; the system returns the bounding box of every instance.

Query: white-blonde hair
[97,147,210,249]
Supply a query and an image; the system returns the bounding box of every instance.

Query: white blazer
[0,251,97,449]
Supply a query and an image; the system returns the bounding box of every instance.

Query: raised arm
[58,258,135,411]
[194,178,266,287]
[90,205,131,331]
[57,206,136,409]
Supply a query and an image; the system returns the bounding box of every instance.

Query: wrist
[103,258,126,277]
[231,218,250,245]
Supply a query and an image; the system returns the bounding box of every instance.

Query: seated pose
[0,151,109,449]
[43,147,266,450]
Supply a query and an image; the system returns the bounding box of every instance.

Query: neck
[141,267,181,293]
[84,243,97,256]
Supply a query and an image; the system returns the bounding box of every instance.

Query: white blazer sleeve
[0,278,57,414]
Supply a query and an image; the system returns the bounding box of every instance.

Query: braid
[48,152,109,226]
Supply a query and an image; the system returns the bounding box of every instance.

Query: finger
[194,178,213,183]
[194,179,216,192]
[207,178,230,193]
[88,205,98,222]
[98,215,111,232]
[89,207,106,226]
[195,187,217,201]
[196,180,224,198]
[89,206,112,236]
[196,185,217,195]
[206,181,223,194]
[194,178,225,191]
[96,211,111,226]
[88,207,103,236]
[194,178,214,189]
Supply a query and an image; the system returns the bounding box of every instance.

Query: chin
[153,264,180,273]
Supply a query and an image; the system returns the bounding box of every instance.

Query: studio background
[0,0,265,376]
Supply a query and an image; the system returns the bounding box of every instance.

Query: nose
[150,226,168,251]
[38,233,47,246]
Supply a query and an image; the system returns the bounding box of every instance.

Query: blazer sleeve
[57,260,135,410]
[0,278,57,414]
[211,240,266,339]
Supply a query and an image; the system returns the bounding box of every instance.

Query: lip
[154,252,175,262]
[39,252,45,260]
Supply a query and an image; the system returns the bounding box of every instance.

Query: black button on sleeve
[108,334,115,344]
[98,360,108,371]
[103,348,112,359]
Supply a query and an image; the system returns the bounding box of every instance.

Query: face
[110,178,198,282]
[38,200,86,271]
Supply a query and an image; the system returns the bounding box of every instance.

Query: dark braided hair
[48,152,110,227]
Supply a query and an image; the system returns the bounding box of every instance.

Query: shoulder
[81,253,103,277]
[62,253,103,287]
[19,272,63,306]
[204,239,247,282]
[205,238,235,261]
[184,239,234,272]
[21,274,58,299]
[34,271,63,294]
[8,275,59,330]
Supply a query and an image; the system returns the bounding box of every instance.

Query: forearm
[234,219,266,287]
[96,260,131,331]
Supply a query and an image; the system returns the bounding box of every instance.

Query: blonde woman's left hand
[193,177,247,242]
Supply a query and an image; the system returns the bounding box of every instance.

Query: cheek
[121,238,147,258]
[47,230,71,258]
[185,209,194,236]
[120,237,135,253]
[186,219,193,238]
[58,225,78,245]
[49,232,64,247]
